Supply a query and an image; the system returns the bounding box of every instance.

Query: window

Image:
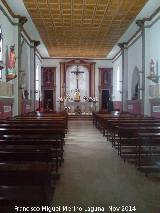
[0,27,3,79]
[35,65,39,100]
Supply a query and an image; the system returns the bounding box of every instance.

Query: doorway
[102,90,110,110]
[44,90,53,111]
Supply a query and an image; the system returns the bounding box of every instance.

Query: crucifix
[71,65,84,89]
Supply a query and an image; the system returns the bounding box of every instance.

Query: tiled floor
[52,120,160,213]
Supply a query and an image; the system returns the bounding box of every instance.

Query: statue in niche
[131,67,140,101]
[6,45,17,81]
[150,59,155,76]
[132,83,139,100]
[24,90,29,100]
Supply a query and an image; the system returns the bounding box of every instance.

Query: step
[68,115,93,120]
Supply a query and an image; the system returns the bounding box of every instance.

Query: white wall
[21,41,30,93]
[112,55,122,102]
[149,17,160,92]
[150,18,160,72]
[0,3,19,115]
[35,55,42,101]
[111,11,160,116]
[94,60,112,100]
[0,7,18,81]
[128,36,142,100]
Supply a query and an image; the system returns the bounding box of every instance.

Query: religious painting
[42,67,55,88]
[100,68,112,88]
[6,45,17,82]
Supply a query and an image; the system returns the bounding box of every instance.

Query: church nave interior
[0,0,160,212]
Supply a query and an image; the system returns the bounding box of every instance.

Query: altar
[65,101,95,114]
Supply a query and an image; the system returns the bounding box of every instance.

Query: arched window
[0,26,3,79]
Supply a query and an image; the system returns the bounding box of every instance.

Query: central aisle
[52,120,160,213]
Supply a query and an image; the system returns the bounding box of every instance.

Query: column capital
[136,19,145,29]
[118,42,128,50]
[19,16,28,26]
[32,40,41,47]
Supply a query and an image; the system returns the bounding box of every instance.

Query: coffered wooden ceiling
[23,0,147,58]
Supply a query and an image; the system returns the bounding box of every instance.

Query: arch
[131,66,140,100]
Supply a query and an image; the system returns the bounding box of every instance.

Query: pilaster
[136,19,150,115]
[17,16,27,115]
[118,42,128,111]
[30,40,40,111]
[13,16,27,115]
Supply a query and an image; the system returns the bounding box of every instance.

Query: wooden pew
[0,162,54,211]
[0,127,65,168]
[0,113,67,209]
[136,132,160,175]
[95,112,160,176]
[13,111,68,130]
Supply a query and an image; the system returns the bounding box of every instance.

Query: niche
[131,67,140,100]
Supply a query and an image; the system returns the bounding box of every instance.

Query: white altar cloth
[65,101,94,113]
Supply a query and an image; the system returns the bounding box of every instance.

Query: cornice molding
[42,57,112,61]
[127,29,141,45]
[31,40,40,47]
[112,6,160,62]
[22,28,32,43]
[112,50,122,63]
[36,48,43,60]
[145,6,160,22]
[1,0,19,18]
[118,42,128,50]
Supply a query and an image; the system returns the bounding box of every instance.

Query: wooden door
[44,90,53,111]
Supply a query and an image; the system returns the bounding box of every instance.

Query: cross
[71,65,84,89]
